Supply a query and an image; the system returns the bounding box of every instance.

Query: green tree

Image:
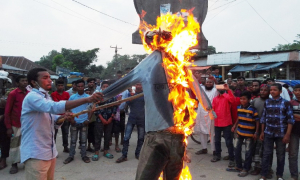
[195,45,216,56]
[36,50,60,71]
[272,34,300,51]
[86,64,105,78]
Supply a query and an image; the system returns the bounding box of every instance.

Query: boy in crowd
[64,79,91,164]
[250,85,270,176]
[92,81,117,160]
[51,79,70,153]
[234,76,247,97]
[288,84,300,180]
[259,83,295,180]
[211,84,235,168]
[4,75,28,174]
[116,83,145,163]
[86,78,96,152]
[229,91,259,177]
[67,80,77,96]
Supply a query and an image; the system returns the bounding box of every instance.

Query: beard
[205,86,213,90]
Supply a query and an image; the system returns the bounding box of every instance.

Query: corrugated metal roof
[1,56,56,75]
[2,64,27,71]
[193,58,207,66]
[239,52,290,64]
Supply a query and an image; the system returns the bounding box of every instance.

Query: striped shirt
[237,104,259,137]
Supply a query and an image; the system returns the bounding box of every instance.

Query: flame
[140,9,199,180]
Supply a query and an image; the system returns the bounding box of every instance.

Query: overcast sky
[1,0,299,67]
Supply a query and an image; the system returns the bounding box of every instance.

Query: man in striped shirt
[229,91,259,177]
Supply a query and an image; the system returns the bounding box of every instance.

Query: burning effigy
[95,7,215,180]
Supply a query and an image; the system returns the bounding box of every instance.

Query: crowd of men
[0,68,145,179]
[193,68,299,180]
[0,66,299,180]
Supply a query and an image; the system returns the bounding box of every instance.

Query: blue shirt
[260,97,295,138]
[20,88,66,163]
[69,93,90,123]
[127,92,145,125]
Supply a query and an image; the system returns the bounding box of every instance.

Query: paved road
[0,128,296,180]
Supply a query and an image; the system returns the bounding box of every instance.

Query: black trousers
[0,120,10,158]
[94,121,113,151]
[88,121,95,146]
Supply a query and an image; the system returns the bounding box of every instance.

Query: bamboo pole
[57,93,144,124]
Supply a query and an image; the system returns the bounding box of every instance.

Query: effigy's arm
[187,69,217,120]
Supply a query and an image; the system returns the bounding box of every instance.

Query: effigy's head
[132,0,208,50]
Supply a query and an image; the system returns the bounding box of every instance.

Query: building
[192,50,300,81]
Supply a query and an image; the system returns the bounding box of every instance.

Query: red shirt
[51,91,70,102]
[212,90,235,127]
[5,88,29,129]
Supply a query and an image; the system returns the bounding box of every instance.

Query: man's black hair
[15,75,27,83]
[117,70,122,74]
[294,84,300,89]
[87,78,96,83]
[266,78,275,82]
[271,83,282,91]
[282,84,289,88]
[75,79,85,85]
[72,80,77,85]
[240,91,252,100]
[55,79,64,85]
[252,80,261,86]
[27,68,47,87]
[101,81,109,87]
[237,76,245,81]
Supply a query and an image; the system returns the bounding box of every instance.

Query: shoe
[116,156,127,163]
[195,149,208,155]
[63,147,70,153]
[9,164,18,174]
[211,156,221,162]
[228,160,235,167]
[250,167,261,175]
[63,157,74,164]
[223,155,229,160]
[82,156,90,163]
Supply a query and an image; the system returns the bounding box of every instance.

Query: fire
[140,9,200,180]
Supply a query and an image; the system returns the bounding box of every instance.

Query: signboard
[207,52,240,65]
[56,66,71,77]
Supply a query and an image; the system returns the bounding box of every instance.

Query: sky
[1,0,299,67]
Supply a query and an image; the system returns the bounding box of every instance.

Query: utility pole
[110,45,122,70]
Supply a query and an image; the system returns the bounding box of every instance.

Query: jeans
[94,121,113,151]
[215,125,234,161]
[69,124,88,158]
[54,121,70,147]
[88,121,95,146]
[0,119,10,158]
[288,133,300,179]
[234,135,254,171]
[122,121,145,157]
[261,134,286,177]
[135,131,185,180]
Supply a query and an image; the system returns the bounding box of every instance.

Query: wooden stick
[57,93,144,124]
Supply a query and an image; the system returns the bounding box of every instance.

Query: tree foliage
[100,54,147,79]
[195,46,216,56]
[272,34,300,51]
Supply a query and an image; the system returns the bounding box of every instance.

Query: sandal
[92,154,99,161]
[82,156,90,163]
[238,171,249,177]
[195,149,208,155]
[226,167,242,172]
[104,153,114,159]
[250,167,261,175]
[116,156,127,163]
[63,157,74,164]
[115,147,121,153]
[9,165,18,174]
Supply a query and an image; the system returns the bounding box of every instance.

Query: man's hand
[7,128,13,138]
[64,112,75,124]
[231,125,236,132]
[83,120,89,126]
[259,132,264,141]
[282,134,290,144]
[224,84,230,91]
[88,92,104,103]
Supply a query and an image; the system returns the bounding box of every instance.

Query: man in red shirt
[211,84,235,168]
[51,79,70,153]
[5,75,28,174]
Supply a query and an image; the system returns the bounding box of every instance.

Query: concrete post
[286,63,290,79]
